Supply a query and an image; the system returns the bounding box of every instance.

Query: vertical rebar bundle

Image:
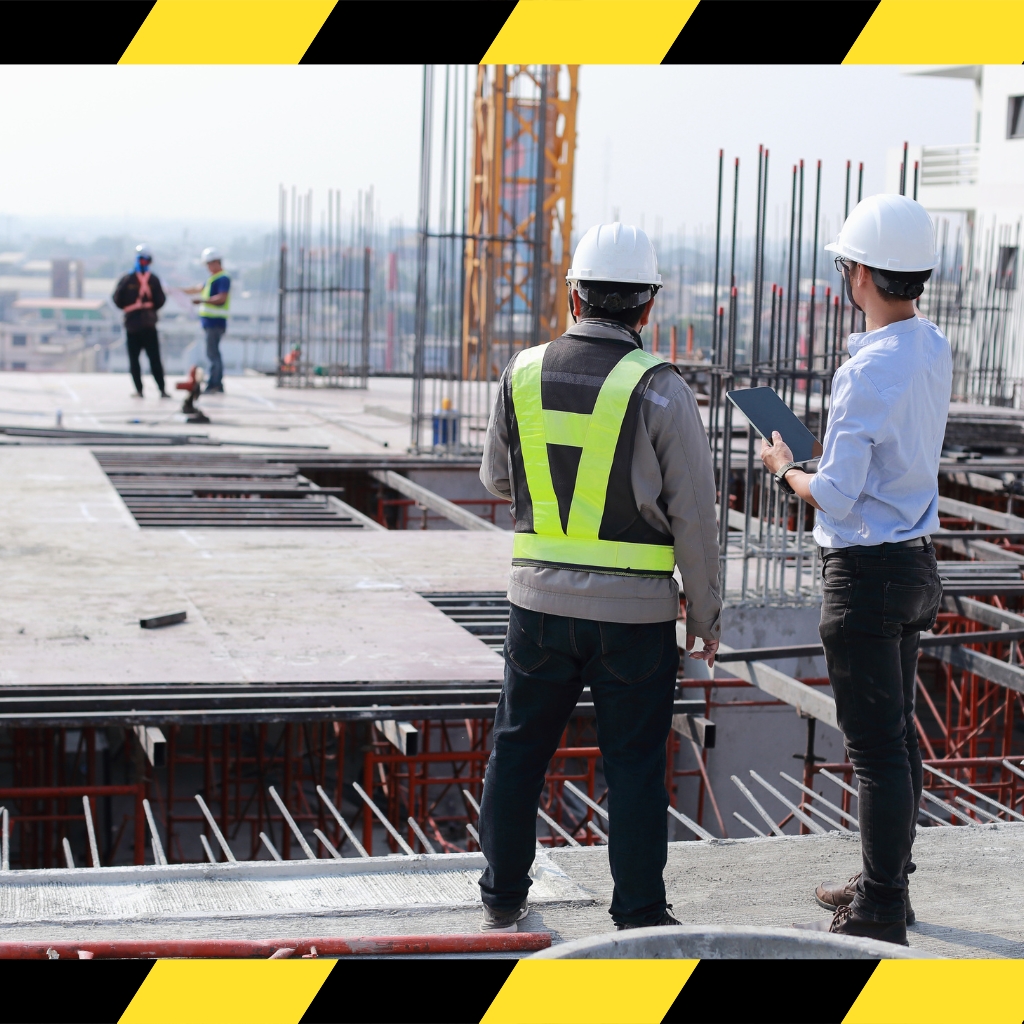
[923,212,1024,407]
[410,64,579,454]
[276,186,372,389]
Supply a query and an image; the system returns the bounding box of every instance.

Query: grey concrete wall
[674,601,848,840]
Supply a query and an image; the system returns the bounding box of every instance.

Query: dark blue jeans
[204,323,225,389]
[478,604,679,926]
[819,541,942,923]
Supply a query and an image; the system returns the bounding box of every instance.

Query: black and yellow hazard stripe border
[2,958,1024,1023]
[2,1,1024,65]
[3,3,1022,1023]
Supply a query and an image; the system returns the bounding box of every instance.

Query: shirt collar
[564,318,643,349]
[847,315,920,357]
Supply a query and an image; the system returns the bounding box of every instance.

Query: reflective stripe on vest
[199,272,230,319]
[122,271,153,313]
[511,342,675,575]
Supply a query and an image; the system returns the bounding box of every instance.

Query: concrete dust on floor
[1,826,1020,958]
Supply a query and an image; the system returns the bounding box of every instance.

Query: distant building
[0,298,122,372]
[889,66,1024,405]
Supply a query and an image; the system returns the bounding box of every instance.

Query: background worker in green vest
[183,246,230,394]
[477,223,722,932]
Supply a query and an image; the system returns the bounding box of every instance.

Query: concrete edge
[533,924,930,959]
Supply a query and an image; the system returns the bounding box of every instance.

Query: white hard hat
[825,194,938,273]
[566,223,662,286]
[201,247,222,263]
[135,244,152,259]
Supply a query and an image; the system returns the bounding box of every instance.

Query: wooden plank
[923,634,1024,696]
[938,495,1024,532]
[944,595,1024,630]
[933,531,1024,565]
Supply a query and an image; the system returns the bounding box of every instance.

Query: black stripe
[1,1,156,63]
[301,1,517,63]
[0,961,155,1023]
[662,0,879,63]
[300,959,516,1023]
[662,959,879,1024]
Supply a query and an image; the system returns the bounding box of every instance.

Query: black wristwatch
[775,461,799,494]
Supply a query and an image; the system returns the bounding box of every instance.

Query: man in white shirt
[761,195,951,946]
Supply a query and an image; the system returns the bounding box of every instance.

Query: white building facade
[890,66,1024,406]
[0,298,123,372]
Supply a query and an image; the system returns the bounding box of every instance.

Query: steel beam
[369,469,504,533]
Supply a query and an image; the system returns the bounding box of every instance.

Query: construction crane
[461,65,579,381]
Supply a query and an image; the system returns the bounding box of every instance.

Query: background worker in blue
[477,224,722,932]
[112,244,168,398]
[183,247,230,394]
[761,195,951,946]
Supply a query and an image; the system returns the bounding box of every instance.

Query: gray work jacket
[480,319,722,640]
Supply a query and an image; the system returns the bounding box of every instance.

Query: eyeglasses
[834,256,853,275]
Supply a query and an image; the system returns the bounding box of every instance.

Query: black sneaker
[615,907,682,931]
[480,900,529,933]
[796,904,908,946]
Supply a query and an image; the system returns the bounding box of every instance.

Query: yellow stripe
[119,0,336,64]
[118,960,335,1024]
[544,409,591,447]
[843,961,1024,1024]
[481,959,697,1024]
[844,0,1024,62]
[481,0,699,64]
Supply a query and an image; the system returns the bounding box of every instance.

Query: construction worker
[761,195,950,946]
[477,223,722,932]
[112,244,168,398]
[183,247,230,393]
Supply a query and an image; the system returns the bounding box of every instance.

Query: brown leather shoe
[815,871,915,926]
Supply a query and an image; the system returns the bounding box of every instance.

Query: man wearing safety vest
[762,195,950,946]
[184,247,230,394]
[477,223,722,932]
[112,244,168,398]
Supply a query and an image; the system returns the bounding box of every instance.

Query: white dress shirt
[809,315,952,549]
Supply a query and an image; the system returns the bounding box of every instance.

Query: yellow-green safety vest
[199,272,230,319]
[510,342,676,576]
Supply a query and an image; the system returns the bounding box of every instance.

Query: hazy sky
[0,64,974,244]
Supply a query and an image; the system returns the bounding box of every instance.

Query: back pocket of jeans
[883,581,939,634]
[504,606,549,672]
[598,621,663,684]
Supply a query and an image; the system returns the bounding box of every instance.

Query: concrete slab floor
[0,825,1019,958]
[0,446,510,687]
[0,371,419,453]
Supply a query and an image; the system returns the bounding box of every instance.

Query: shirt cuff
[684,611,722,641]
[808,472,857,520]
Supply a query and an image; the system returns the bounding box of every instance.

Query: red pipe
[0,933,552,960]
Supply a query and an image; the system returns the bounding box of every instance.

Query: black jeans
[204,324,226,389]
[478,604,679,926]
[819,541,942,923]
[126,327,165,394]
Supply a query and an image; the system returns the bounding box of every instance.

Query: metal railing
[920,144,979,188]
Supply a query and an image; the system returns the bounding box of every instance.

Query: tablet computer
[726,386,823,463]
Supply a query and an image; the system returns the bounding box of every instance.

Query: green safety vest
[510,341,676,576]
[199,272,230,319]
